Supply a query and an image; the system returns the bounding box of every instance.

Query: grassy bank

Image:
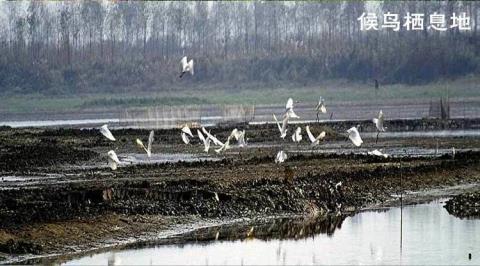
[1,76,479,114]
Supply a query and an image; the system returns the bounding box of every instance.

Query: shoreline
[8,182,480,265]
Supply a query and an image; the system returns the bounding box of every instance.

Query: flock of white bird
[99,56,388,170]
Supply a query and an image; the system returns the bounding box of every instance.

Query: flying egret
[197,129,211,153]
[273,114,288,139]
[372,110,386,143]
[135,130,154,157]
[215,128,241,153]
[215,134,233,154]
[181,125,194,144]
[275,150,287,164]
[347,126,363,147]
[315,97,327,122]
[182,125,194,137]
[100,124,115,141]
[368,149,389,158]
[180,56,194,78]
[201,127,224,146]
[107,150,121,170]
[292,127,302,143]
[181,132,190,144]
[305,125,326,146]
[284,98,300,119]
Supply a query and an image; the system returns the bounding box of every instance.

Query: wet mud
[444,191,480,218]
[0,118,480,263]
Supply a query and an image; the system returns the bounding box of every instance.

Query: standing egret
[136,130,154,157]
[275,150,287,164]
[179,56,194,78]
[347,126,363,147]
[368,149,389,158]
[201,127,224,146]
[107,150,121,170]
[315,97,327,122]
[100,124,115,141]
[231,128,247,147]
[305,125,326,146]
[197,129,211,153]
[237,130,247,147]
[273,114,288,139]
[372,110,386,143]
[292,127,302,143]
[231,128,240,140]
[284,98,300,119]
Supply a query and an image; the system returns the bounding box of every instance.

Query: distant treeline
[0,1,479,95]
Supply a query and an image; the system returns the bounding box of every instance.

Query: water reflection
[177,215,346,243]
[64,200,480,265]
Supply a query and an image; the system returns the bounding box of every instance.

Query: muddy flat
[0,118,480,264]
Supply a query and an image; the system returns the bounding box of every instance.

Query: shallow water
[0,118,120,128]
[64,200,480,265]
[121,153,220,164]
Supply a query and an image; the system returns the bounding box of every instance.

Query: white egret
[107,150,121,170]
[181,125,194,144]
[305,125,326,146]
[237,130,247,147]
[291,127,302,143]
[215,129,242,153]
[197,129,211,153]
[372,110,386,143]
[135,130,154,157]
[347,126,363,147]
[215,134,233,154]
[368,149,389,158]
[231,128,247,147]
[180,56,194,78]
[181,132,190,144]
[100,124,115,141]
[275,150,287,164]
[315,97,327,122]
[273,114,288,139]
[214,192,220,202]
[182,125,194,137]
[284,98,300,119]
[201,127,224,146]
